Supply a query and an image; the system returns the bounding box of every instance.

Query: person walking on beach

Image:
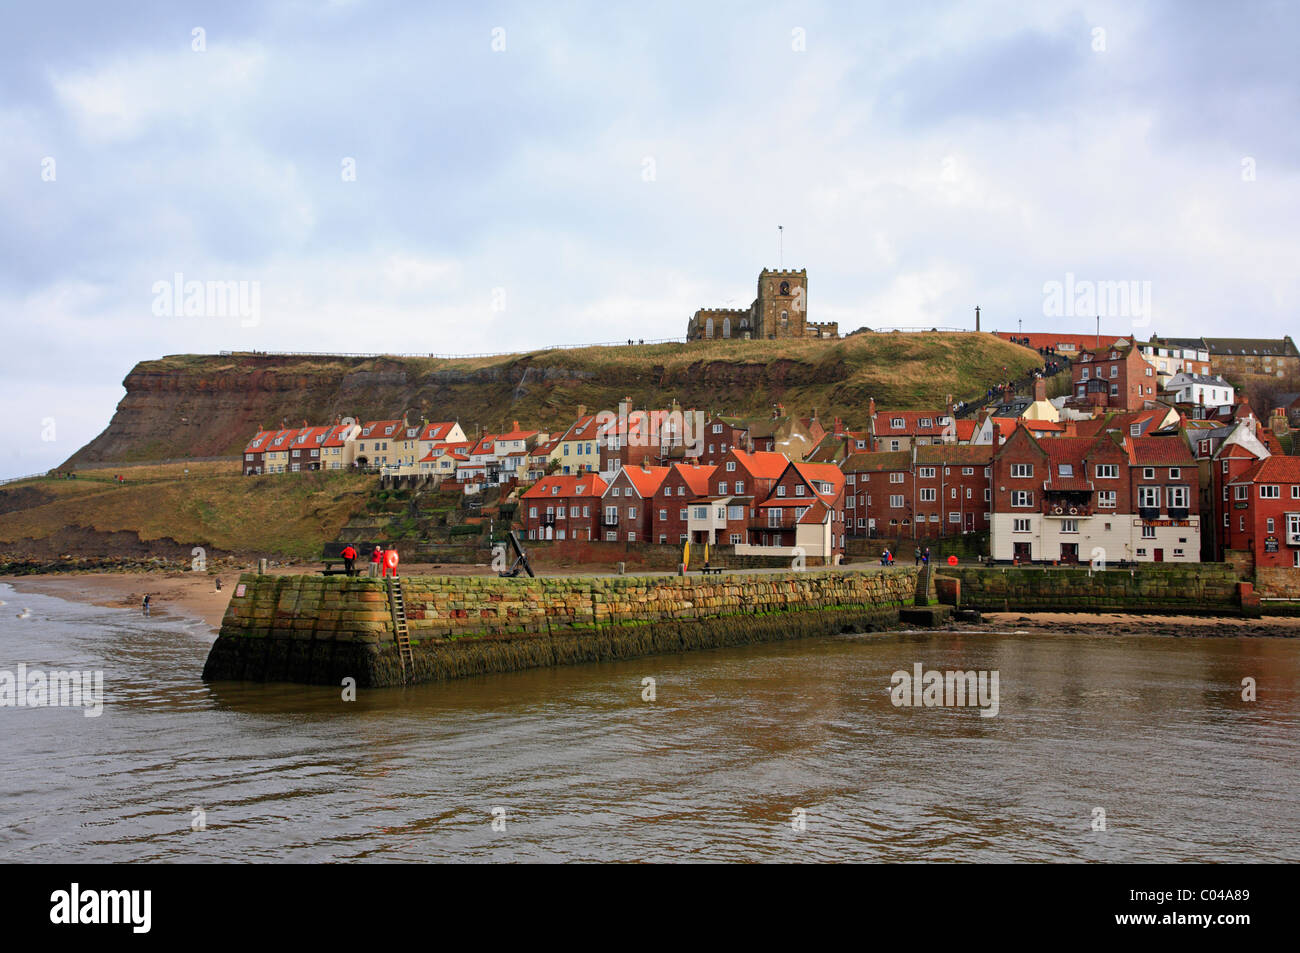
[341,544,357,577]
[142,594,151,617]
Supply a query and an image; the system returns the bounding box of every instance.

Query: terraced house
[990,426,1200,564]
[600,464,671,543]
[842,445,994,539]
[521,474,607,541]
[742,461,846,562]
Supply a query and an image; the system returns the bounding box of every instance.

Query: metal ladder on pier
[386,577,415,680]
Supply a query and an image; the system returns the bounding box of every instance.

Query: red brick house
[599,464,671,543]
[649,462,717,544]
[869,403,956,451]
[1069,344,1158,412]
[520,474,607,541]
[748,461,846,561]
[990,426,1199,564]
[243,429,274,475]
[842,445,993,539]
[1223,456,1300,568]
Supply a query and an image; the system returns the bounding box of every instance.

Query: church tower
[754,269,807,338]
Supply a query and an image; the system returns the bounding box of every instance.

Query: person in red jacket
[340,544,358,576]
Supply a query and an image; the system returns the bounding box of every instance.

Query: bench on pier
[320,541,376,577]
[698,566,724,576]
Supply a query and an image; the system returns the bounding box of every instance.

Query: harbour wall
[934,564,1250,614]
[202,568,918,687]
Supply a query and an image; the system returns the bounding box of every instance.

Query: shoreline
[6,569,1300,639]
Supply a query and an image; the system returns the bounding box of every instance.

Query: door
[964,512,973,532]
[1060,543,1078,564]
[1013,542,1032,563]
[1153,548,1164,562]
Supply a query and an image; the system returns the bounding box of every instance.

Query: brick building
[649,462,717,545]
[1223,456,1300,568]
[989,427,1199,564]
[520,474,607,541]
[1069,344,1159,412]
[842,445,993,539]
[599,464,671,543]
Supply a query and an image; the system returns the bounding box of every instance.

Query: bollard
[258,558,268,575]
[618,562,625,575]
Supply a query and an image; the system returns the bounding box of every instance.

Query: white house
[1166,372,1234,408]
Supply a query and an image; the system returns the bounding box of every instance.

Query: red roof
[791,462,845,504]
[873,410,950,436]
[522,474,608,499]
[995,332,1127,352]
[360,419,403,439]
[321,423,359,448]
[672,463,717,496]
[614,465,672,497]
[729,449,789,480]
[497,421,539,441]
[244,430,275,452]
[1125,435,1196,466]
[1230,455,1300,485]
[418,421,461,441]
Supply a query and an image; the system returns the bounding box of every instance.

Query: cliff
[65,333,1042,465]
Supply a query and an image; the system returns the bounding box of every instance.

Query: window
[1142,525,1156,539]
[768,510,782,528]
[718,482,728,495]
[890,472,905,484]
[1266,517,1275,533]
[693,506,708,520]
[1168,485,1189,509]
[919,488,936,502]
[729,534,741,545]
[889,494,904,508]
[1098,490,1116,508]
[1234,485,1248,501]
[1096,464,1118,479]
[1061,519,1078,533]
[962,467,974,476]
[735,481,744,494]
[712,424,723,434]
[919,418,933,429]
[949,512,961,523]
[727,505,743,520]
[1058,464,1073,477]
[890,440,901,451]
[1143,468,1155,480]
[1013,518,1031,532]
[1012,490,1033,507]
[1011,464,1033,478]
[1138,486,1160,509]
[627,507,638,519]
[918,467,936,478]
[679,508,687,520]
[1261,485,1280,499]
[659,509,667,520]
[777,485,786,497]
[611,487,620,497]
[1169,468,1180,479]
[726,461,736,471]
[891,417,905,428]
[795,484,806,496]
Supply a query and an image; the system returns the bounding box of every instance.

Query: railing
[217,337,687,361]
[601,514,620,527]
[1043,502,1093,517]
[0,471,51,485]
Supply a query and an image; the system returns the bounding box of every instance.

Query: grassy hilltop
[67,332,1042,463]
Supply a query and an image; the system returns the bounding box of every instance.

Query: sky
[2,0,1298,478]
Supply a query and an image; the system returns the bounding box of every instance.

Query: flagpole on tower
[778,225,783,269]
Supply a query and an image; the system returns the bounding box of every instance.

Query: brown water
[1,582,1298,862]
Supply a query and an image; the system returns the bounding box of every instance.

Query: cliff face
[66,334,1042,464]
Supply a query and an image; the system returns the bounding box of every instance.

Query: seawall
[202,568,917,687]
[934,565,1247,614]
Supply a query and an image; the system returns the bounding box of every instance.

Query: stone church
[686,268,839,341]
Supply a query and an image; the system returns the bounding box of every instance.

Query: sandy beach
[0,563,499,630]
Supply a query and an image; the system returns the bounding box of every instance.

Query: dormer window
[891,417,905,428]
[1059,464,1073,477]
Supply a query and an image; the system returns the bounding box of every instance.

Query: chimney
[868,398,877,420]
[512,420,519,431]
[1033,378,1046,403]
[578,404,587,418]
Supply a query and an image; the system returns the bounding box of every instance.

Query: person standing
[923,547,930,566]
[341,544,358,577]
[914,546,921,566]
[142,594,151,617]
